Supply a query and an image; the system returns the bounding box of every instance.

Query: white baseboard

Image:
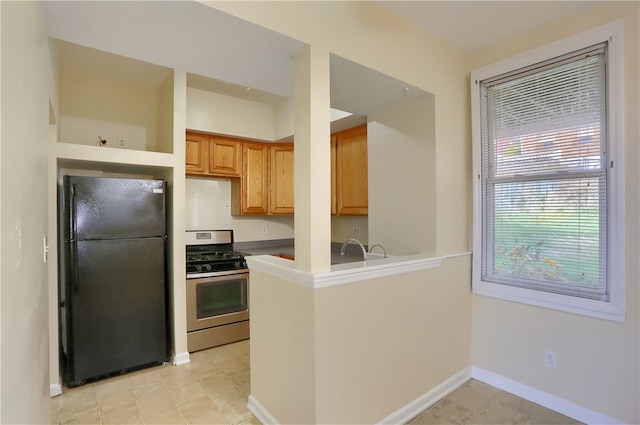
[50,382,62,397]
[378,367,472,424]
[248,395,280,425]
[471,367,623,425]
[247,367,621,425]
[247,369,471,425]
[172,351,191,366]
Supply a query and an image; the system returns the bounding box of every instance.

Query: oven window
[196,278,248,319]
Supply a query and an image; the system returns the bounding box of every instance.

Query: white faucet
[340,239,367,261]
[368,244,387,258]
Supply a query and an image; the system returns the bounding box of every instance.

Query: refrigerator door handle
[70,183,77,242]
[71,241,79,296]
[70,184,80,296]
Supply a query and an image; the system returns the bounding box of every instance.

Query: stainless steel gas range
[185,230,249,352]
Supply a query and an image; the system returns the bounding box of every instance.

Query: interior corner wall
[248,270,316,424]
[1,1,53,423]
[59,69,158,151]
[368,95,436,256]
[469,3,640,423]
[156,71,175,154]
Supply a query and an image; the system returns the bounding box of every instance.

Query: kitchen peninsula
[245,252,471,424]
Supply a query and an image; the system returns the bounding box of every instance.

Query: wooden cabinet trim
[185,132,208,175]
[235,142,269,215]
[185,131,243,178]
[333,124,368,216]
[208,136,242,177]
[269,144,294,215]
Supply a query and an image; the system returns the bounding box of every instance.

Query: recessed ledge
[245,253,468,289]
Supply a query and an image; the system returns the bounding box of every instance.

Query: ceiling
[43,1,599,114]
[42,1,305,99]
[379,1,598,52]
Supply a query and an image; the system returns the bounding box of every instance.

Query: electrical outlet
[118,136,125,148]
[261,225,268,234]
[544,350,557,368]
[353,226,361,236]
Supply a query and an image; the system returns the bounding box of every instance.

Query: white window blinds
[480,43,608,300]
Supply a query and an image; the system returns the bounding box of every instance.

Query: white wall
[59,69,161,151]
[186,87,275,141]
[369,95,436,256]
[469,3,639,423]
[156,71,175,153]
[185,177,294,242]
[1,2,52,423]
[273,97,294,141]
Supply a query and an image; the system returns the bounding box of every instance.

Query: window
[471,21,625,321]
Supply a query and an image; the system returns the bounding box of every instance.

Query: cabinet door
[234,142,269,215]
[209,136,242,177]
[270,144,294,214]
[185,132,207,174]
[331,135,337,215]
[335,125,368,215]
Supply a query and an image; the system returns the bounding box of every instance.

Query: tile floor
[409,379,582,425]
[51,340,258,425]
[51,339,582,425]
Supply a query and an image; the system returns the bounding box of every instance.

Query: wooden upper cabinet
[185,132,207,174]
[334,124,368,215]
[186,130,295,216]
[232,142,269,215]
[208,136,242,177]
[185,131,242,177]
[270,144,294,214]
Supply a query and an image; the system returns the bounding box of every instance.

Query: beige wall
[59,69,161,151]
[249,269,317,424]
[469,3,639,423]
[186,87,275,141]
[314,255,471,423]
[369,95,437,256]
[156,72,175,154]
[1,2,52,423]
[4,0,634,422]
[209,1,471,258]
[207,2,473,422]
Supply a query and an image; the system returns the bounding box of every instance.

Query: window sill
[473,280,625,323]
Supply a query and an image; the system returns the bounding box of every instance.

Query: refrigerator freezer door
[64,176,166,240]
[66,237,167,385]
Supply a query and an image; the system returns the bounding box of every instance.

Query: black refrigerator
[60,175,168,387]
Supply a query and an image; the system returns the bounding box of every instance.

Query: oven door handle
[186,269,249,279]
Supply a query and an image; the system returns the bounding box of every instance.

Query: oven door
[186,271,249,332]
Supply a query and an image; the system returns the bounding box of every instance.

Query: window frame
[470,21,625,322]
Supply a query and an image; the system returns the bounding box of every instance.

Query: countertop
[234,238,371,264]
